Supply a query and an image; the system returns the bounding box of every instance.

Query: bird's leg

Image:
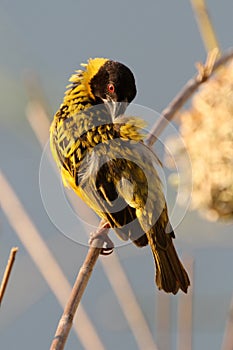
[89,220,114,255]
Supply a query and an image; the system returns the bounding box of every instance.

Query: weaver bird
[50,58,190,294]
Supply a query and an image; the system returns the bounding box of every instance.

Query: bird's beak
[103,100,128,119]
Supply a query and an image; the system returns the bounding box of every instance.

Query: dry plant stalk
[50,236,105,350]
[191,0,220,53]
[0,247,18,305]
[50,48,233,350]
[146,48,233,147]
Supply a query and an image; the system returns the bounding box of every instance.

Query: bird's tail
[147,228,190,294]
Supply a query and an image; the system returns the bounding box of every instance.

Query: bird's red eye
[107,83,115,94]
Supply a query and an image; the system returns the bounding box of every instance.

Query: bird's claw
[100,245,114,256]
[89,222,114,255]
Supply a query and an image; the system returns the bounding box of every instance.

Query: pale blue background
[0,1,233,349]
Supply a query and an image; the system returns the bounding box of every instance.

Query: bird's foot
[89,221,114,255]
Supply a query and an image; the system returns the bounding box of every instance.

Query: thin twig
[50,235,105,350]
[0,247,18,305]
[190,0,221,53]
[145,47,233,147]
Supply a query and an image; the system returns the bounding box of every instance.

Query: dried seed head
[166,62,233,221]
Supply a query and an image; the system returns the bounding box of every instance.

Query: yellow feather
[82,58,108,99]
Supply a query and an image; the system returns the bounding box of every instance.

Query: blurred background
[0,1,233,349]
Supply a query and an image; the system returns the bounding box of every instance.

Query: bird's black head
[90,60,137,118]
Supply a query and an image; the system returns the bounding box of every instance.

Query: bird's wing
[51,111,167,247]
[76,137,167,245]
